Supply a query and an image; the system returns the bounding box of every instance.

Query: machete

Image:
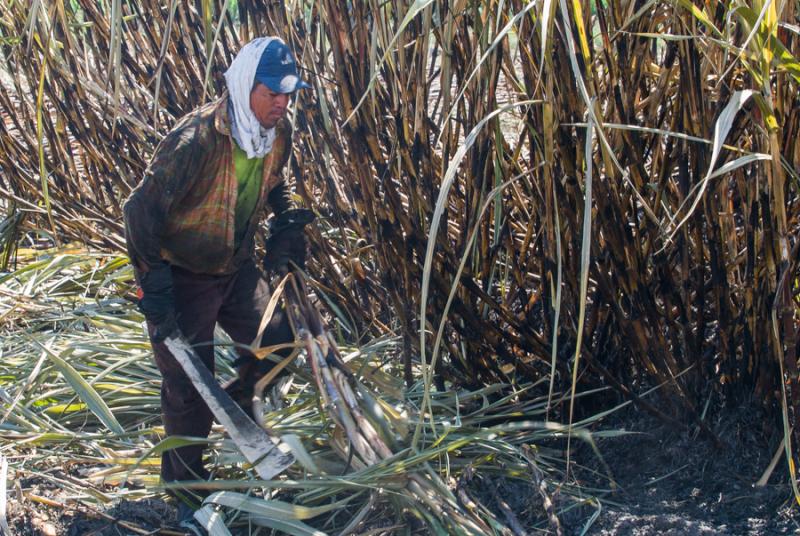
[163,335,294,480]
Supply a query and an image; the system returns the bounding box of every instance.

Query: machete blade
[163,335,294,480]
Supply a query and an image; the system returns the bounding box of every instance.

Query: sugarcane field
[3,0,800,534]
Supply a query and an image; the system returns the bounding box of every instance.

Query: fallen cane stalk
[251,349,301,425]
[521,445,562,536]
[756,436,786,487]
[490,477,528,536]
[262,272,508,535]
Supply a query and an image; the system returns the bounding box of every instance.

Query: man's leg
[148,267,226,501]
[218,261,294,413]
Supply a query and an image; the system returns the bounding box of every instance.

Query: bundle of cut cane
[247,271,510,535]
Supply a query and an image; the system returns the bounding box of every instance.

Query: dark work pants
[147,260,292,500]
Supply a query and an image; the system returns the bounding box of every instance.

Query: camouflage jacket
[123,94,293,276]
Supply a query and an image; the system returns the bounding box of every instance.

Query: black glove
[262,209,315,275]
[263,228,307,274]
[138,263,178,343]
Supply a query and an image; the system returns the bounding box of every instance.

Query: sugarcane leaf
[151,0,176,126]
[665,90,754,242]
[541,0,556,68]
[201,0,233,101]
[133,436,213,462]
[613,0,658,37]
[417,99,541,449]
[675,0,722,36]
[439,0,538,140]
[248,516,327,536]
[569,0,592,66]
[107,0,121,128]
[556,0,659,225]
[343,0,434,125]
[16,433,76,445]
[23,0,43,53]
[34,340,125,435]
[43,402,87,415]
[0,455,9,536]
[566,111,594,462]
[194,504,232,536]
[207,490,351,523]
[35,44,57,244]
[279,434,321,474]
[309,281,356,338]
[735,4,800,83]
[548,165,563,416]
[429,173,527,403]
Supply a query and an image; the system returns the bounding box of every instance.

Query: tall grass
[1,0,800,483]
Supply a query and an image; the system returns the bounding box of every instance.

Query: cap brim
[258,74,311,94]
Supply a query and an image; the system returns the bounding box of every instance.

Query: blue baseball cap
[254,39,311,94]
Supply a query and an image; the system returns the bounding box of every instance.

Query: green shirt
[232,142,265,248]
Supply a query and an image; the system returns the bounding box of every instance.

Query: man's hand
[262,209,315,275]
[138,263,178,343]
[262,228,307,275]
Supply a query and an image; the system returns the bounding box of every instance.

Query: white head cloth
[224,37,278,159]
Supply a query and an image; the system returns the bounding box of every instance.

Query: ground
[563,400,799,535]
[8,493,176,535]
[7,401,800,535]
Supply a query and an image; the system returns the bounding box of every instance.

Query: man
[123,37,311,524]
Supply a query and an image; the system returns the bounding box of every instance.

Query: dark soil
[562,401,800,535]
[63,499,177,536]
[8,485,179,536]
[8,401,800,535]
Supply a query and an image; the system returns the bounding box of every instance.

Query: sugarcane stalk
[270,272,508,534]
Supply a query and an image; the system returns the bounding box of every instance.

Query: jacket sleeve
[266,179,292,216]
[123,122,202,275]
[265,121,294,217]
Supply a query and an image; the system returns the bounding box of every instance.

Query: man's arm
[123,121,204,341]
[123,124,202,274]
[262,122,313,273]
[265,119,294,217]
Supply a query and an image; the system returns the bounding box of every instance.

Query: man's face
[250,83,292,129]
